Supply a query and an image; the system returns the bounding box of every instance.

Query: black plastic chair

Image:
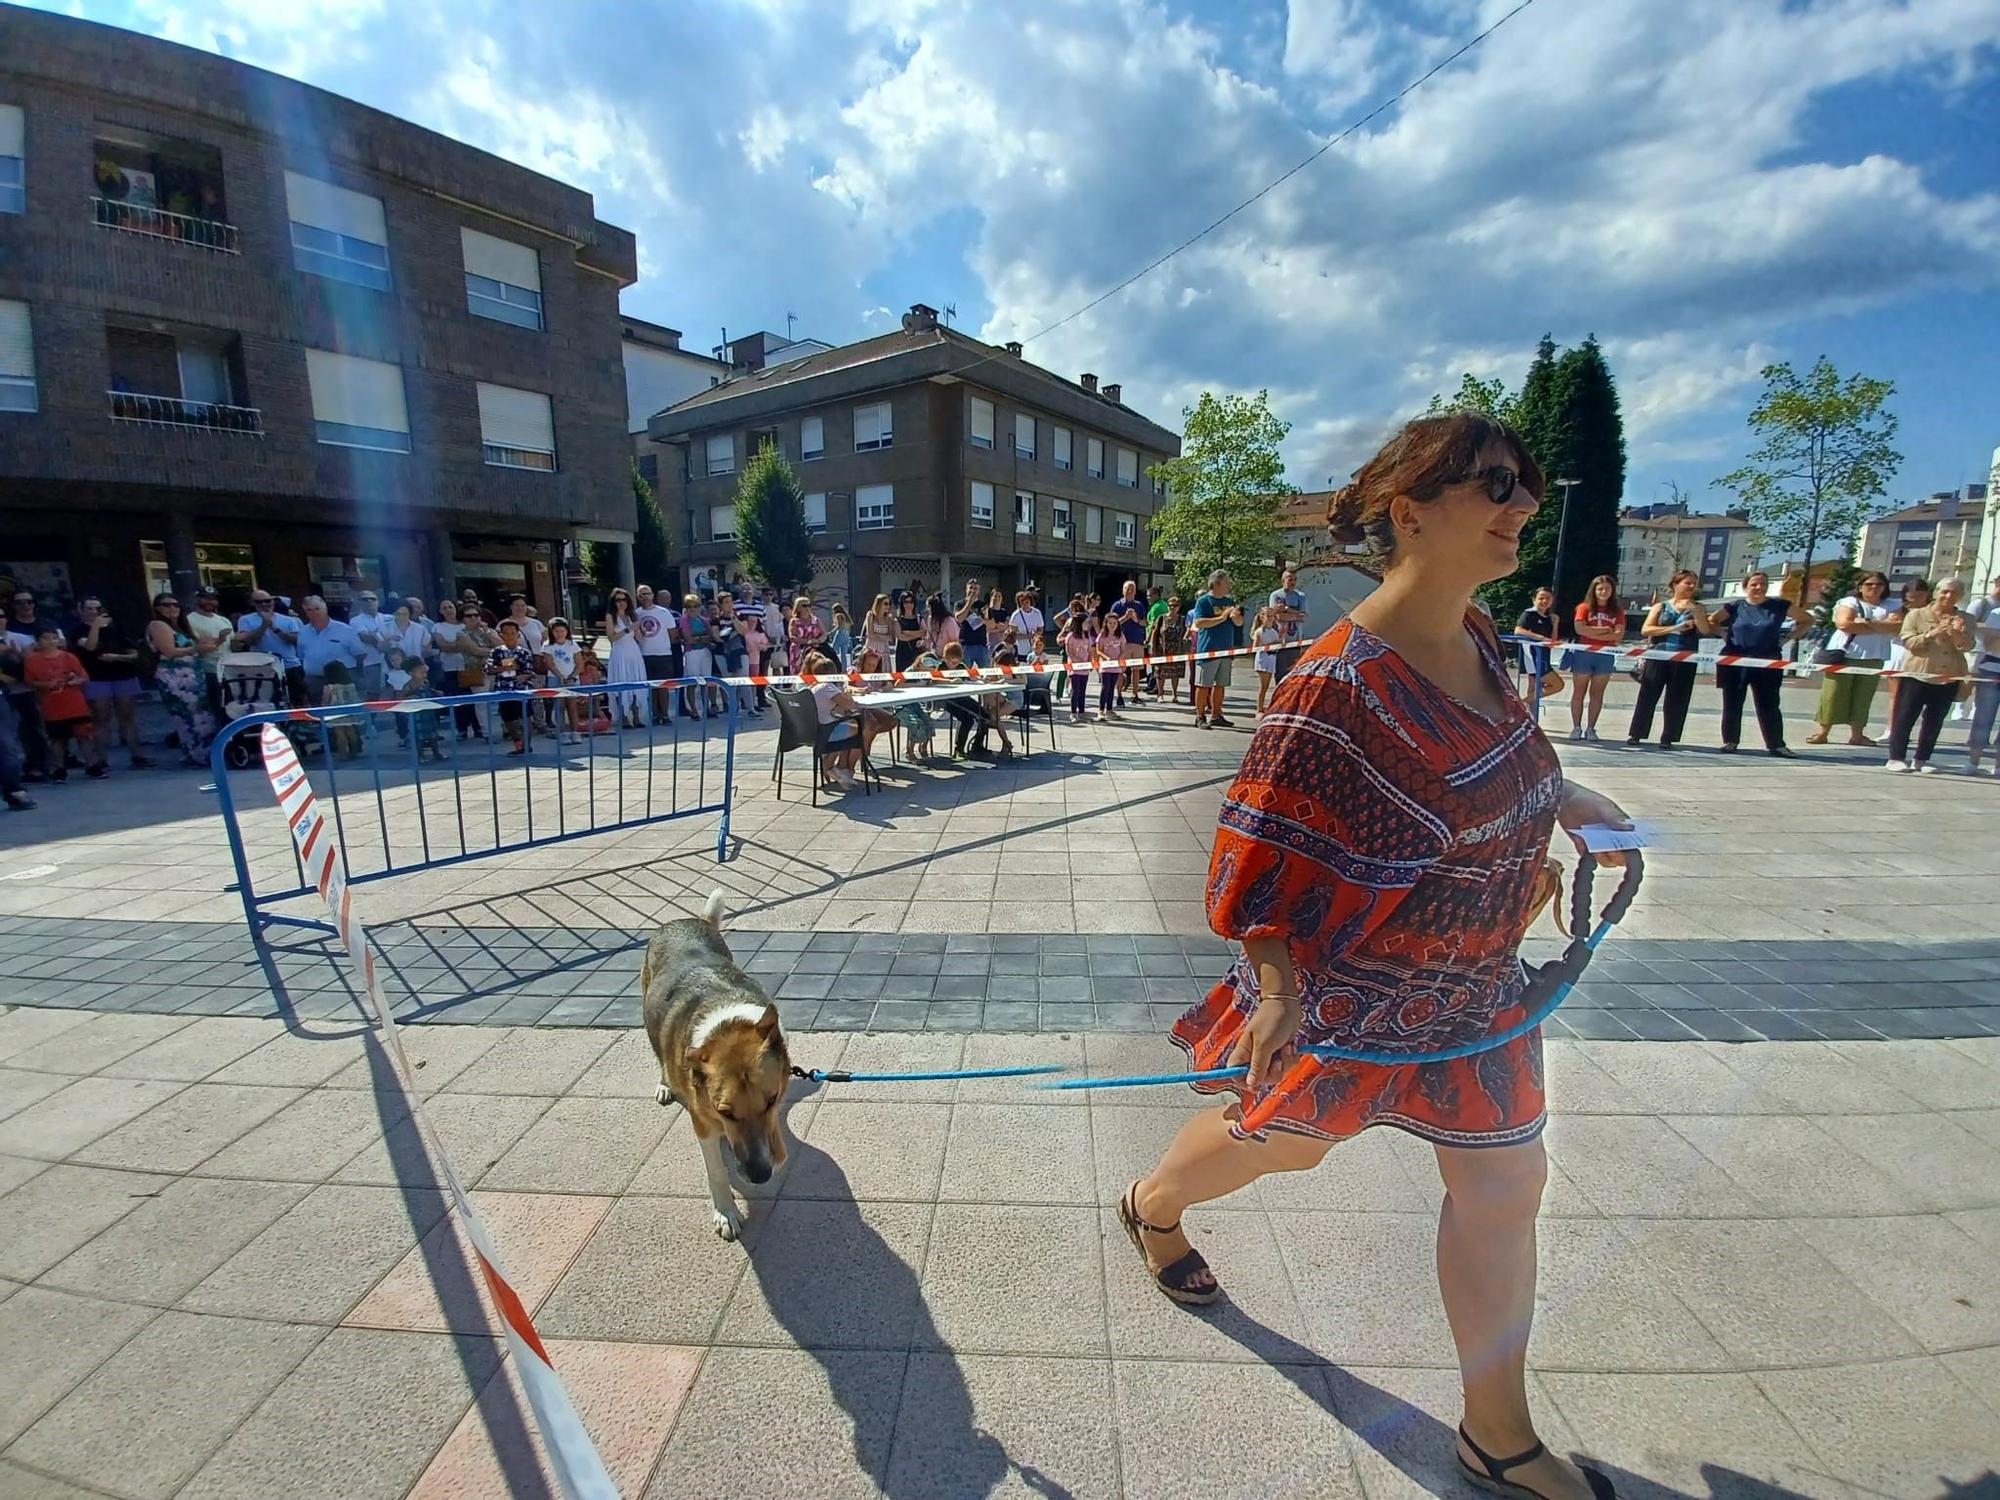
[772,688,877,804]
[1008,671,1058,754]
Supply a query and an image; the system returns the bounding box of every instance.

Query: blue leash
[792,1063,1070,1084]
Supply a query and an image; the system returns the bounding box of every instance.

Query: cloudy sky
[43,0,2000,512]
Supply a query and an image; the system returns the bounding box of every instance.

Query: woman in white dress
[602,589,648,729]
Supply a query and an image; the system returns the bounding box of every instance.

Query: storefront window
[140,539,259,606]
[306,554,386,613]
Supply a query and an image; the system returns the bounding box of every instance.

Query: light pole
[1551,476,1579,602]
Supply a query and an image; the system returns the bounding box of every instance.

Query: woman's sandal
[1457,1425,1616,1500]
[1118,1182,1221,1306]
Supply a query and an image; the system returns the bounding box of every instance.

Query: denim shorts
[84,678,142,701]
[1564,646,1614,675]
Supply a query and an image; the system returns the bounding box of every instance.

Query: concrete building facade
[0,7,637,620]
[1616,503,1763,600]
[1855,487,1987,588]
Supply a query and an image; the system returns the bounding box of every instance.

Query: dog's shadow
[736,1086,1071,1500]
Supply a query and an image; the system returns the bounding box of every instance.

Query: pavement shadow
[740,1088,1071,1500]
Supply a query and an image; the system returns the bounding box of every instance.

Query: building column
[938,552,952,601]
[428,527,456,606]
[614,539,636,594]
[164,512,200,601]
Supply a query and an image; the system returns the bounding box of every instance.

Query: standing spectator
[634,584,680,723]
[1251,604,1283,715]
[678,593,715,718]
[923,593,959,659]
[26,625,105,780]
[1,606,51,784]
[760,589,788,707]
[389,601,431,677]
[861,594,898,667]
[1968,574,2000,776]
[346,590,392,700]
[504,594,547,652]
[733,604,766,717]
[296,595,363,704]
[394,659,446,761]
[1143,584,1169,695]
[787,595,826,674]
[144,594,216,764]
[1189,569,1244,729]
[1887,577,1972,774]
[1564,575,1622,742]
[459,588,498,628]
[233,589,305,707]
[893,585,924,671]
[543,618,585,744]
[1062,610,1097,723]
[1096,609,1128,720]
[1513,586,1560,705]
[1268,567,1310,683]
[956,580,989,667]
[455,607,501,740]
[185,587,233,720]
[484,619,538,755]
[6,590,59,648]
[1110,581,1148,707]
[0,646,31,807]
[1806,571,1895,747]
[602,589,649,730]
[1149,594,1189,704]
[829,605,854,669]
[984,587,1011,655]
[1882,578,1930,730]
[1624,571,1709,749]
[1008,589,1046,658]
[430,599,470,704]
[73,597,150,768]
[1708,569,1801,758]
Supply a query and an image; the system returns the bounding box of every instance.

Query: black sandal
[1458,1425,1616,1500]
[1118,1182,1220,1306]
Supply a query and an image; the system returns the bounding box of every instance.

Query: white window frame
[705,433,735,476]
[1051,498,1072,540]
[0,298,36,412]
[800,415,824,461]
[1084,505,1103,545]
[855,483,894,530]
[803,492,827,533]
[305,348,410,453]
[1014,413,1035,459]
[476,382,556,471]
[1114,512,1137,549]
[285,172,391,291]
[970,480,995,530]
[1053,425,1072,470]
[709,503,736,542]
[1014,490,1035,536]
[1086,436,1105,480]
[461,228,543,331]
[1116,448,1139,488]
[853,401,893,452]
[969,397,994,450]
[0,104,23,216]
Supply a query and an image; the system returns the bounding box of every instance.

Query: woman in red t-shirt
[24,627,106,780]
[1564,575,1624,741]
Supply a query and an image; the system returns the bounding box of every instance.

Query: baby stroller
[215,650,302,769]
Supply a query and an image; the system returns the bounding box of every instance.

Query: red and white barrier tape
[1512,636,1986,684]
[257,724,617,1500]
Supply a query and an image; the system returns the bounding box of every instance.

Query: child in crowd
[395,658,446,762]
[1063,611,1097,723]
[1252,605,1283,714]
[486,618,539,756]
[739,611,769,718]
[575,648,611,735]
[320,659,362,758]
[1094,610,1126,721]
[800,647,864,789]
[26,626,105,781]
[829,605,854,669]
[544,618,584,744]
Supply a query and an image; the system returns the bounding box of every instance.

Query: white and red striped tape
[258,724,617,1500]
[1516,636,1982,683]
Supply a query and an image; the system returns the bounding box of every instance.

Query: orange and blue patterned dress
[1172,610,1563,1147]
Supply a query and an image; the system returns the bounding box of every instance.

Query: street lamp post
[1551,476,1580,602]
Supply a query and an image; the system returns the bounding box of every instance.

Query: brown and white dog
[641,891,792,1240]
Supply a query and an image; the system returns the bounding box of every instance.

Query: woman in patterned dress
[144,594,217,765]
[1123,413,1630,1500]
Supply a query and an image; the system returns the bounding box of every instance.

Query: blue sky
[40,0,2000,516]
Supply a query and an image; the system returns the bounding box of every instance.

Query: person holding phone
[234,590,305,707]
[1189,569,1244,729]
[73,597,150,769]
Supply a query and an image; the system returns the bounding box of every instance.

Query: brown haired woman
[1707,570,1801,757]
[1624,569,1710,748]
[1565,574,1623,741]
[1123,412,1629,1500]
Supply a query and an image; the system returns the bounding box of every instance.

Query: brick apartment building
[646,305,1181,610]
[0,7,637,621]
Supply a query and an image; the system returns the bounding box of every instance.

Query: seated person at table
[848,648,903,757]
[801,647,863,789]
[932,642,1008,760]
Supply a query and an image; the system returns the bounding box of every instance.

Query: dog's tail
[701,889,726,934]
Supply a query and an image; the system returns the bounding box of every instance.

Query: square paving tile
[1662,1113,1921,1216]
[919,1203,1106,1355]
[0,1076,186,1161]
[1792,1213,2000,1354]
[1114,1359,1362,1500]
[0,1162,174,1280]
[940,1103,1096,1203]
[438,1027,617,1095]
[67,1083,302,1174]
[0,1007,99,1065]
[0,1067,73,1125]
[1809,1110,2000,1214]
[1701,1041,1928,1113]
[8,1309,323,1500]
[331,1092,553,1189]
[323,1027,503,1092]
[884,1353,1120,1499]
[345,1191,613,1335]
[644,1347,902,1500]
[1,1014,197,1077]
[1540,1114,1759,1218]
[792,1101,950,1200]
[536,1195,756,1344]
[97,1018,286,1082]
[1529,1217,1731,1372]
[41,1175,308,1306]
[178,1328,499,1500]
[716,1198,932,1350]
[180,1183,451,1325]
[203,1030,373,1088]
[408,1338,699,1500]
[1272,1210,1457,1367]
[1573,1040,1780,1113]
[476,1095,671,1195]
[1758,1354,1999,1496]
[955,1032,1090,1104]
[1822,1039,2000,1109]
[0,1286,159,1445]
[192,1087,410,1183]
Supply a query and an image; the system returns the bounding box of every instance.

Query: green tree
[1810,557,1864,636]
[733,440,811,593]
[1547,336,1627,613]
[1148,390,1294,601]
[583,461,672,594]
[1714,358,1900,643]
[1425,371,1516,421]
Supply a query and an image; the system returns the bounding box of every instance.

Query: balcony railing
[108,390,264,435]
[92,196,240,254]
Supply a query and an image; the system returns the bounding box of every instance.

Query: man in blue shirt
[1108,580,1148,708]
[1269,566,1310,682]
[296,595,363,704]
[1190,568,1244,729]
[234,589,306,707]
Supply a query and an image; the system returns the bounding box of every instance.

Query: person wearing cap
[186,588,233,718]
[234,589,306,707]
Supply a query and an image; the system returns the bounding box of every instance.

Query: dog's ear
[755,1004,781,1042]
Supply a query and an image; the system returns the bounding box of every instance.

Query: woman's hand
[1559,782,1633,868]
[1228,990,1302,1092]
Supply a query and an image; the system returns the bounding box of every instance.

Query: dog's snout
[741,1155,773,1185]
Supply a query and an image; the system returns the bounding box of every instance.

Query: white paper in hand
[1572,823,1650,854]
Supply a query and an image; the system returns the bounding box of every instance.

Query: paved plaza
[0,677,1995,1497]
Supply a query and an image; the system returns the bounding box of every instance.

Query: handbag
[1812,646,1848,666]
[1538,669,1564,695]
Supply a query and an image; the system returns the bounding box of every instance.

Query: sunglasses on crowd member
[1443,465,1523,504]
[249,594,274,606]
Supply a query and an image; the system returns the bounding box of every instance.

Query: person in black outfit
[1625,570,1710,748]
[72,596,151,768]
[893,584,924,672]
[1707,570,1801,757]
[1513,587,1559,711]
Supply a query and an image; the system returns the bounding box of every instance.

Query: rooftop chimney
[1081,373,1098,393]
[1103,382,1122,404]
[1004,340,1023,357]
[901,303,940,333]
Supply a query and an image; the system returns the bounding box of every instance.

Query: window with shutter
[1014,491,1035,535]
[286,172,391,290]
[477,382,556,470]
[969,397,994,450]
[1052,499,1072,540]
[461,228,543,331]
[803,493,828,533]
[1086,437,1104,479]
[0,106,23,216]
[855,483,894,529]
[1053,426,1072,470]
[853,402,893,451]
[710,504,736,542]
[801,415,824,460]
[1014,414,1034,459]
[1084,506,1102,544]
[0,299,35,411]
[706,434,735,476]
[970,481,995,529]
[306,349,409,451]
[1116,448,1138,488]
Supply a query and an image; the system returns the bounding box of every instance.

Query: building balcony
[92,196,239,254]
[108,389,264,435]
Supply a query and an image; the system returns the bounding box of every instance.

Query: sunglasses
[1442,465,1523,504]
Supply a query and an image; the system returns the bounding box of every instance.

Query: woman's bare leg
[1134,1105,1330,1279]
[1435,1139,1595,1500]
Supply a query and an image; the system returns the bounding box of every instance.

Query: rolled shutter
[284,171,387,245]
[0,300,33,380]
[476,383,555,452]
[306,349,409,432]
[0,105,23,158]
[461,227,541,292]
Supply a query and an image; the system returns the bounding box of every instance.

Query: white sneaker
[1884,759,1910,772]
[1584,725,1601,742]
[831,766,857,789]
[563,733,583,745]
[1568,725,1584,742]
[1916,763,1938,775]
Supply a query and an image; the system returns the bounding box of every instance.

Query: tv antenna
[785,311,797,340]
[943,303,958,327]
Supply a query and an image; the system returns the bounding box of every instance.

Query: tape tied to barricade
[256,724,618,1500]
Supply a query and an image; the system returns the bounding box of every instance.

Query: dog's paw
[710,1202,747,1241]
[654,1082,674,1107]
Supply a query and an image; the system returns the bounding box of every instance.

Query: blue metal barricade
[211,680,737,939]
